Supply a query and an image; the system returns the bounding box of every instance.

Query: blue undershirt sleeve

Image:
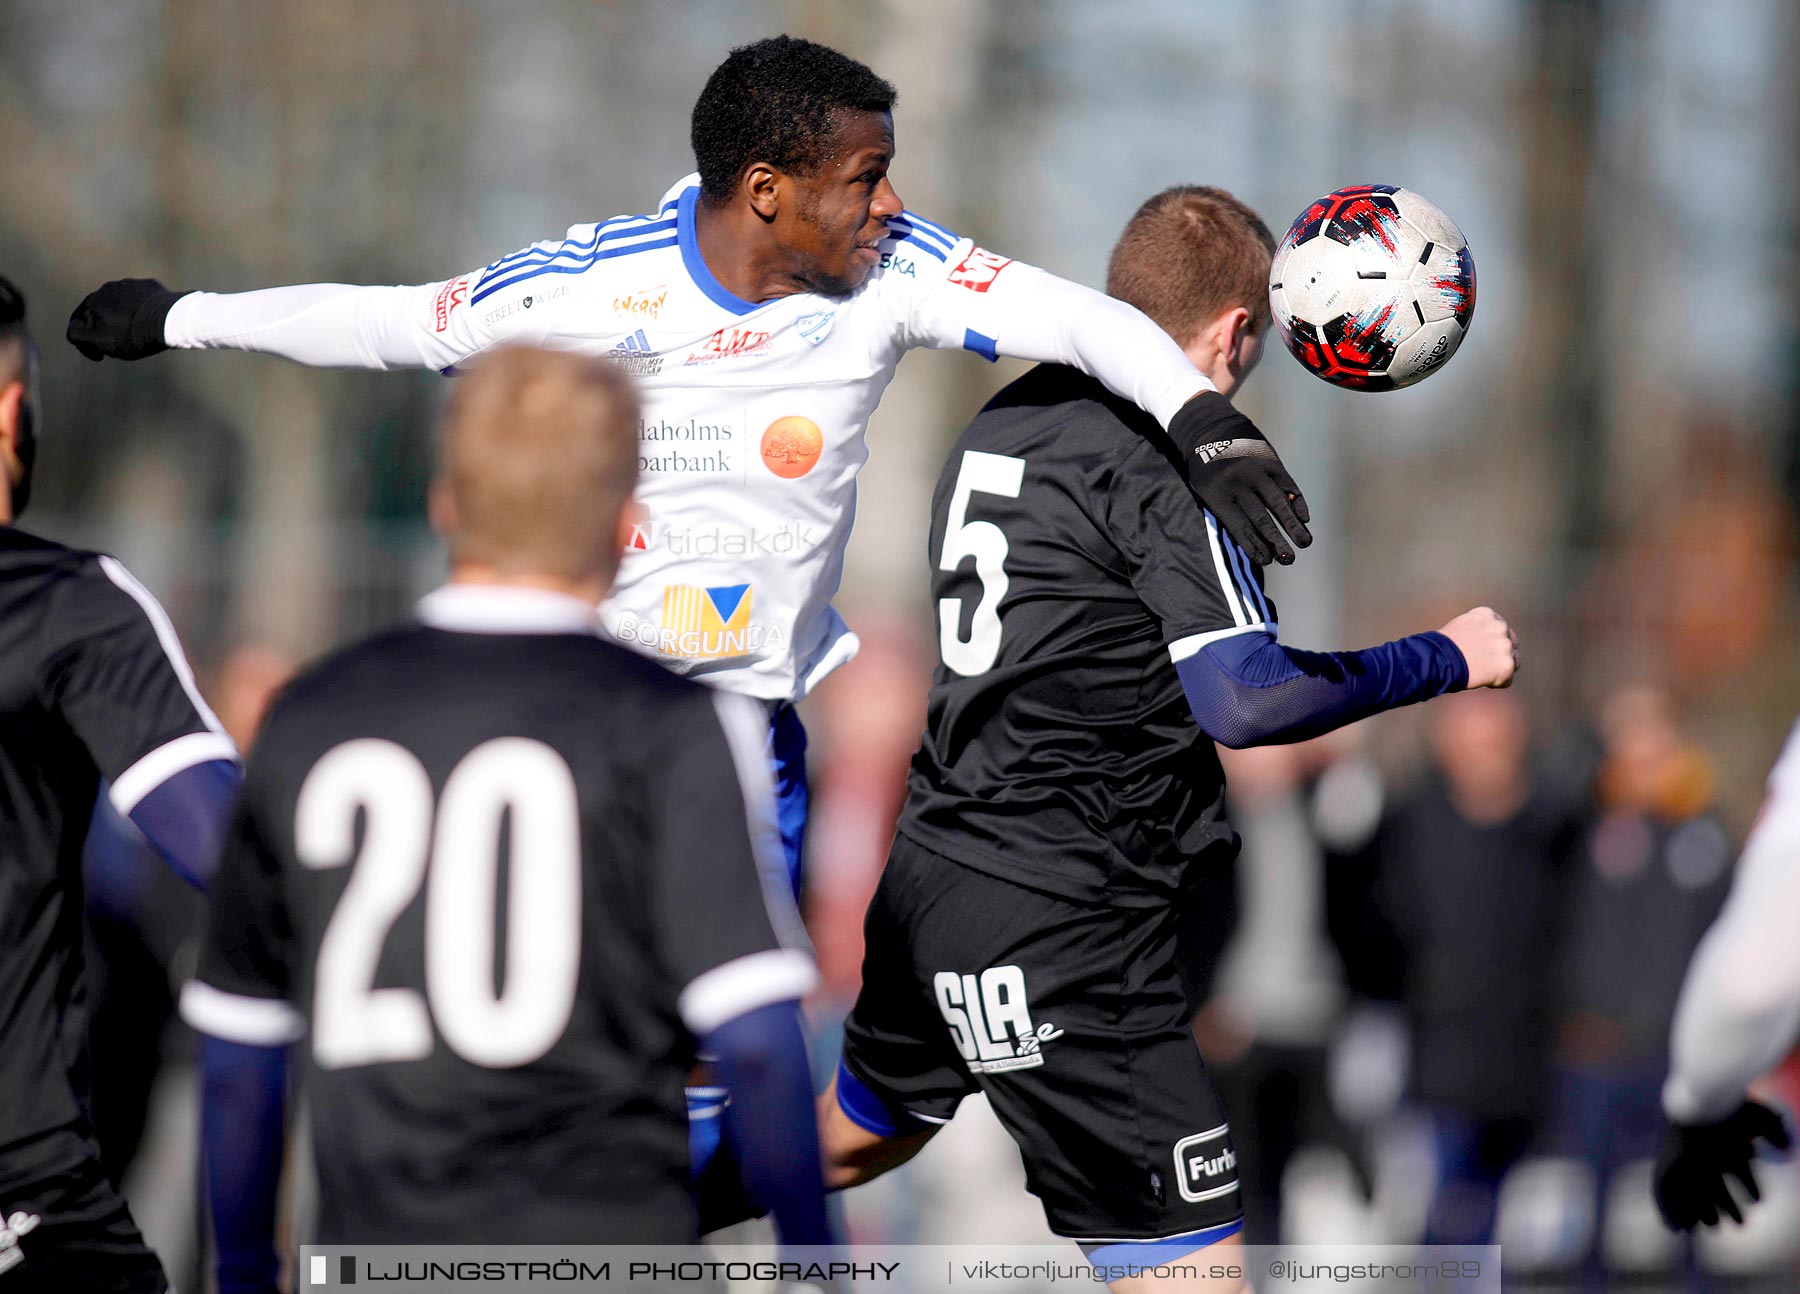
[200,1036,289,1294]
[702,1001,836,1249]
[1178,629,1467,749]
[126,758,240,890]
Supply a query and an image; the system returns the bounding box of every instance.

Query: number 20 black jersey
[900,365,1276,907]
[181,586,814,1244]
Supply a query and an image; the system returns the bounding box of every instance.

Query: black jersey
[900,366,1275,908]
[181,585,815,1245]
[0,527,235,1157]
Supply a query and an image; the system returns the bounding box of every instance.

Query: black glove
[1167,391,1312,566]
[1654,1099,1792,1230]
[66,279,190,361]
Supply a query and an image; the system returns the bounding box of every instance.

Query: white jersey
[164,174,1212,698]
[1662,719,1800,1123]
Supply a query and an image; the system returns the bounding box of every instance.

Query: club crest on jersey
[1173,1127,1239,1204]
[946,247,1013,293]
[684,327,773,366]
[796,310,836,346]
[433,276,470,332]
[933,966,1063,1074]
[0,1210,41,1277]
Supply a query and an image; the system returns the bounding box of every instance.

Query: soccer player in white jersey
[68,33,1311,1188]
[70,37,1309,860]
[1653,719,1799,1230]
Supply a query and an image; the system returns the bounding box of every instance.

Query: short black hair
[691,36,897,205]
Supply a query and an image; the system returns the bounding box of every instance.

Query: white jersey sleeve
[162,205,680,371]
[881,210,1214,428]
[1663,719,1800,1123]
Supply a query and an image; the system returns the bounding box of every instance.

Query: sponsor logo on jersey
[1173,1127,1239,1203]
[684,327,773,366]
[878,251,916,277]
[0,1210,41,1277]
[614,594,788,663]
[637,415,741,476]
[933,966,1063,1074]
[626,519,818,558]
[482,282,568,326]
[760,416,823,479]
[796,310,836,346]
[433,276,470,332]
[612,284,669,323]
[608,328,663,377]
[946,246,1013,293]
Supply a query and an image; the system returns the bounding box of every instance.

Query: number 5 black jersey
[900,365,1275,908]
[179,586,814,1243]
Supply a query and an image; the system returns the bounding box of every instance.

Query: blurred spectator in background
[1552,685,1733,1274]
[1367,690,1584,1245]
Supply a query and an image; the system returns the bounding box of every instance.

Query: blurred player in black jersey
[178,347,832,1292]
[0,276,241,1293]
[815,190,1519,1290]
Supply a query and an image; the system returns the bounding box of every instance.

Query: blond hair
[437,346,640,583]
[1105,186,1277,343]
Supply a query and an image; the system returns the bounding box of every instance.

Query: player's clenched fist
[66,279,190,361]
[1438,606,1518,689]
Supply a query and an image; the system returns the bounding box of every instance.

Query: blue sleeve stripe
[900,210,960,249]
[886,217,954,257]
[477,202,679,282]
[892,232,950,262]
[963,328,998,362]
[470,235,678,304]
[835,1058,930,1137]
[474,218,677,292]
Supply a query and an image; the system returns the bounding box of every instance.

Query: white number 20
[295,737,582,1070]
[937,450,1025,676]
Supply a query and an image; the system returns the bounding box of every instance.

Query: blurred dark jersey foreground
[0,528,229,1157]
[902,365,1276,907]
[182,587,813,1243]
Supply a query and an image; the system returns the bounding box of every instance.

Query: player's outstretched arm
[69,276,488,372]
[1654,722,1800,1229]
[904,242,1311,564]
[1178,607,1516,749]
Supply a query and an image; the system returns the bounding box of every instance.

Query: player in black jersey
[179,348,832,1289]
[816,190,1518,1290]
[0,277,241,1293]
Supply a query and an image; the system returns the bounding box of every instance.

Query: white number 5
[937,450,1025,676]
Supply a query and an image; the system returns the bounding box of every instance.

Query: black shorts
[0,1131,167,1294]
[841,835,1242,1243]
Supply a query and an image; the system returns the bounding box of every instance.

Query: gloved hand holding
[67,279,191,361]
[1167,391,1311,566]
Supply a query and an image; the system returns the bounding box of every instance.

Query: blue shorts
[768,702,808,900]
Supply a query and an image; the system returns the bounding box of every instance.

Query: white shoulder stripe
[708,692,809,952]
[1202,513,1250,628]
[110,731,240,815]
[1222,532,1272,623]
[679,948,819,1037]
[97,556,227,735]
[179,981,305,1046]
[1168,623,1276,663]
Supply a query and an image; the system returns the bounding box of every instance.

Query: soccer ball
[1269,185,1475,391]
